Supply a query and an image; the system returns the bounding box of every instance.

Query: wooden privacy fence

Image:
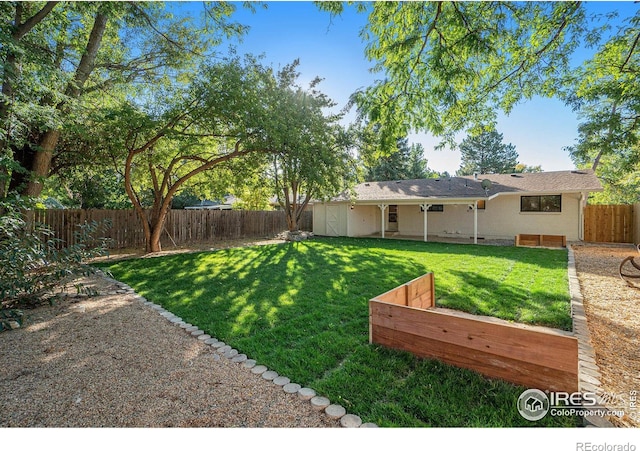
[29,209,312,249]
[635,203,640,245]
[369,273,579,393]
[583,204,636,243]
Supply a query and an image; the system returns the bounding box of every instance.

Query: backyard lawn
[102,237,578,427]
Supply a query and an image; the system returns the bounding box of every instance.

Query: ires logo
[517,389,598,421]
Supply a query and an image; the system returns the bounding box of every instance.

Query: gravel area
[0,274,338,428]
[572,243,640,428]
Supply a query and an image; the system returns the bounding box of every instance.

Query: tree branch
[620,31,640,72]
[14,2,59,40]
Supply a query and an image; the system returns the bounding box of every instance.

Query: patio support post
[420,204,432,242]
[579,192,586,241]
[474,201,478,244]
[378,204,387,238]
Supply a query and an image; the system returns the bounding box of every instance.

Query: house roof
[336,170,602,203]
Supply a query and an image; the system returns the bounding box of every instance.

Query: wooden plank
[584,204,634,243]
[369,294,579,392]
[540,235,566,248]
[406,273,435,309]
[370,301,577,372]
[372,322,578,393]
[515,234,541,247]
[634,203,640,244]
[374,285,407,306]
[516,234,565,248]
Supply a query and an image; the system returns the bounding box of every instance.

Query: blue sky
[175,1,638,175]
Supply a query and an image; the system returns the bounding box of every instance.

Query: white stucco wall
[396,194,582,240]
[480,193,582,240]
[348,205,380,237]
[316,193,584,240]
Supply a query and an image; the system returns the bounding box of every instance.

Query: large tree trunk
[23,129,60,197]
[0,2,58,198]
[14,11,107,198]
[148,223,164,253]
[286,211,298,232]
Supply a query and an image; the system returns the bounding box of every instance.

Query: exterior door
[326,206,340,236]
[388,205,398,232]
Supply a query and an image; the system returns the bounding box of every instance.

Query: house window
[520,195,561,212]
[477,200,486,210]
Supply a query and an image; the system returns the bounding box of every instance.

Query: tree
[456,130,518,175]
[514,163,543,173]
[100,56,284,253]
[365,138,430,181]
[268,63,356,231]
[0,2,246,198]
[42,168,131,209]
[565,9,640,203]
[320,2,587,152]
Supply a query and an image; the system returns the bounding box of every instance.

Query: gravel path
[572,243,640,428]
[0,275,338,428]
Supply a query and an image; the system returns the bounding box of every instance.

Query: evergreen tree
[457,130,519,175]
[366,138,430,181]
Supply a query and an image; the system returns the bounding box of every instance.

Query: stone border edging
[95,270,377,428]
[567,246,615,428]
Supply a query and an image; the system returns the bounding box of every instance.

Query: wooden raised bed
[369,273,578,392]
[515,234,567,248]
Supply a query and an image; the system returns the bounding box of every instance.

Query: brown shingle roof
[337,170,602,203]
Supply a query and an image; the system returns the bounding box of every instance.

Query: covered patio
[371,200,484,244]
[362,232,513,246]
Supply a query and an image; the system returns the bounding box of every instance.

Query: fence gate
[583,204,635,243]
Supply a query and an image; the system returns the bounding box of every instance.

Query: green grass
[101,237,578,427]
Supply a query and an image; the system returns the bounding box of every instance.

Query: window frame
[520,195,562,213]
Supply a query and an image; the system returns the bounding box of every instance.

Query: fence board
[28,209,312,250]
[584,204,634,243]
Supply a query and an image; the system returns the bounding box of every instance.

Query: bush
[0,195,111,308]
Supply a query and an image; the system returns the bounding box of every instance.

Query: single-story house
[313,169,603,243]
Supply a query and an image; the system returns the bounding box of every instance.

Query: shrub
[0,195,111,308]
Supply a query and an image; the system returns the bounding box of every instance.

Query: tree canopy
[320,2,639,202]
[0,1,247,197]
[321,1,587,152]
[96,55,284,252]
[564,8,640,203]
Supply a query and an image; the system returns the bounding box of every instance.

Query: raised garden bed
[515,234,567,248]
[369,273,578,392]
